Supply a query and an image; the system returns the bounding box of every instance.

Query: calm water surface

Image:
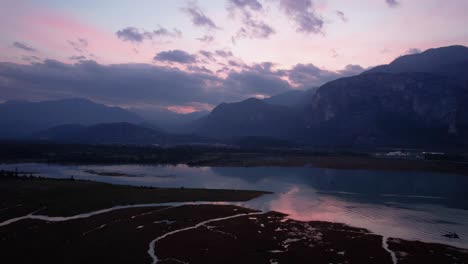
[1,163,468,249]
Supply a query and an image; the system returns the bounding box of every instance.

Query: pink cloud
[2,3,157,64]
[167,102,214,114]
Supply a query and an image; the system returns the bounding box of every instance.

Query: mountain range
[34,122,207,145]
[1,45,467,149]
[0,98,142,138]
[193,45,468,149]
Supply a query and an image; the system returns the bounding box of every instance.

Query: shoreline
[188,155,468,176]
[1,142,467,176]
[2,154,468,177]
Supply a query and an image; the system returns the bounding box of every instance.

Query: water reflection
[1,163,467,249]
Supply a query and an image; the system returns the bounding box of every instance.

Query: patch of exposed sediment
[1,202,467,264]
[148,212,266,264]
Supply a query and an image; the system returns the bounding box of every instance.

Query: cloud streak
[197,35,214,43]
[235,16,275,39]
[13,42,37,52]
[404,48,421,55]
[228,0,275,40]
[116,26,181,43]
[68,38,88,53]
[336,10,348,22]
[69,55,87,61]
[287,63,364,87]
[154,50,197,64]
[182,2,219,30]
[228,0,263,11]
[385,0,399,7]
[277,0,324,34]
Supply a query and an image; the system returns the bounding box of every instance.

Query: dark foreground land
[1,141,468,176]
[1,174,467,264]
[0,171,267,221]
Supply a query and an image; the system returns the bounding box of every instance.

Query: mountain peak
[365,45,468,76]
[211,98,267,115]
[243,97,264,103]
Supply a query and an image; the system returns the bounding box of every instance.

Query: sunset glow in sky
[1,0,467,112]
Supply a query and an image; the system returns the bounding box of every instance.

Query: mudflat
[1,174,467,264]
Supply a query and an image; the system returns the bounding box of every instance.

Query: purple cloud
[13,42,37,52]
[336,10,348,22]
[21,55,41,62]
[224,69,291,95]
[277,0,324,34]
[404,48,421,55]
[386,0,399,7]
[228,0,263,11]
[288,63,364,87]
[338,64,365,75]
[228,60,242,67]
[0,56,367,108]
[182,3,219,30]
[153,27,182,38]
[199,50,214,60]
[0,60,226,106]
[197,35,215,43]
[188,65,213,74]
[154,50,197,64]
[228,0,275,40]
[69,55,87,61]
[116,27,150,43]
[68,38,88,53]
[116,26,181,43]
[215,50,234,58]
[235,16,275,39]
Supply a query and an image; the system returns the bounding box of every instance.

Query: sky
[0,0,467,113]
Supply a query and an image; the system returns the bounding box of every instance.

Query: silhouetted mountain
[136,122,165,133]
[34,124,87,141]
[193,45,468,149]
[0,98,142,138]
[34,122,209,145]
[130,107,208,133]
[298,46,468,147]
[4,46,468,149]
[264,87,318,107]
[365,45,468,79]
[194,98,297,139]
[299,72,468,147]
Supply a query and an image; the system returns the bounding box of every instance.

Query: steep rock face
[300,72,468,147]
[264,88,318,108]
